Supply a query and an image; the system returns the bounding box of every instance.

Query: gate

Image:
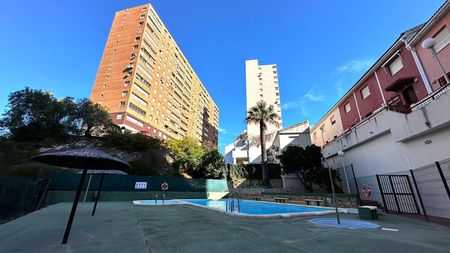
[376,175,420,214]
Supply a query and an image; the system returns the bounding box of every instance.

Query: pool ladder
[154,193,166,204]
[226,198,240,213]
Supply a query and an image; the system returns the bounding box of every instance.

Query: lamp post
[338,151,351,193]
[422,38,450,85]
[322,157,340,224]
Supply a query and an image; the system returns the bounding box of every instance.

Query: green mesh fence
[50,172,228,193]
[0,176,36,222]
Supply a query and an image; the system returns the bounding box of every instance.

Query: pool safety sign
[135,182,147,189]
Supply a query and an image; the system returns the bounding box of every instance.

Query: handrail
[225,198,240,213]
[411,84,450,111]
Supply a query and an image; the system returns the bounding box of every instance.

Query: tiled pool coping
[133,199,348,218]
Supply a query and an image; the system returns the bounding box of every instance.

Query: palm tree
[246,101,280,187]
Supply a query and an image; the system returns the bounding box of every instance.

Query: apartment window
[121,91,128,97]
[134,83,149,97]
[273,71,277,74]
[344,102,351,113]
[138,21,144,26]
[131,92,148,107]
[126,115,144,128]
[361,86,370,99]
[135,37,141,42]
[330,115,336,125]
[388,56,403,76]
[124,81,130,87]
[133,45,139,50]
[116,114,123,120]
[140,14,145,19]
[433,26,450,53]
[119,101,126,108]
[129,102,146,116]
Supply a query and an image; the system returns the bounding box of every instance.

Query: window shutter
[434,27,450,53]
[388,57,403,75]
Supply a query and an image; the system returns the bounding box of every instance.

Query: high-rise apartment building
[224,59,284,164]
[245,59,282,137]
[90,4,219,146]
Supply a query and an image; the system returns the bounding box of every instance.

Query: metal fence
[50,172,229,193]
[408,159,450,219]
[336,165,359,195]
[363,158,450,221]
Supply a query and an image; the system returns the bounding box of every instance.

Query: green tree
[277,145,325,192]
[197,149,226,179]
[166,136,205,175]
[73,98,112,137]
[0,88,76,141]
[245,101,280,187]
[227,164,248,181]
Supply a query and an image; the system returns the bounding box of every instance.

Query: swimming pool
[133,199,339,218]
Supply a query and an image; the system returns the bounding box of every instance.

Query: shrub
[127,159,159,176]
[103,130,161,152]
[227,164,248,181]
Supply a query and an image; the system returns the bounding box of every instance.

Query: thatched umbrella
[32,146,131,244]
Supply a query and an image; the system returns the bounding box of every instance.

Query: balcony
[323,85,450,158]
[232,149,248,159]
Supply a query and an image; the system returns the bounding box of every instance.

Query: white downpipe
[374,71,387,106]
[352,92,362,120]
[402,38,433,94]
[411,48,433,94]
[401,143,413,170]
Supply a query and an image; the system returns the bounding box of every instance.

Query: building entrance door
[402,85,418,105]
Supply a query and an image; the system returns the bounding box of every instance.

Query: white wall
[403,126,450,168]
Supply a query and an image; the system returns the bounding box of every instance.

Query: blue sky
[0,0,444,152]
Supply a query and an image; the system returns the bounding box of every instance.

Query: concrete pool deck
[0,202,449,253]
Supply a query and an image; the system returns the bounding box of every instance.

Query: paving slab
[0,201,449,253]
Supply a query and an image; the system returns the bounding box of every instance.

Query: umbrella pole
[91,173,105,216]
[62,168,87,244]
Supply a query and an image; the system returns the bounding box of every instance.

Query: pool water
[133,199,335,217]
[133,200,180,205]
[179,199,331,216]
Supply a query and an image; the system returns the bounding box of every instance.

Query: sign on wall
[135,182,147,189]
